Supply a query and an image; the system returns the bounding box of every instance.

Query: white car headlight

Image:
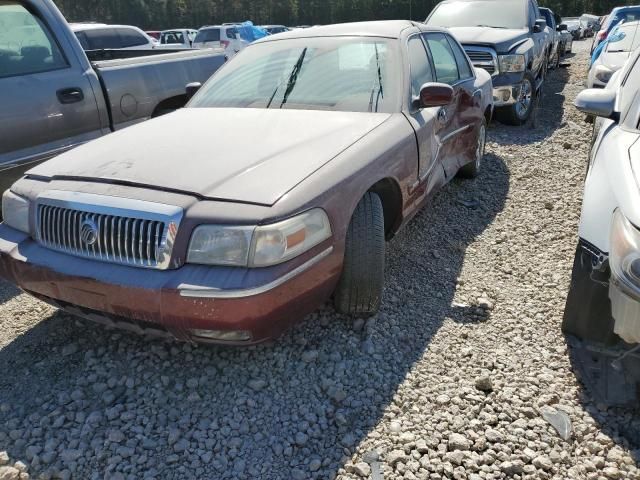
[594,64,614,83]
[187,209,332,267]
[610,209,640,294]
[2,190,30,234]
[498,54,525,73]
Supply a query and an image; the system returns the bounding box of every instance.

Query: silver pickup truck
[0,0,226,193]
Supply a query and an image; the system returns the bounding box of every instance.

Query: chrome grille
[35,191,183,270]
[464,47,498,75]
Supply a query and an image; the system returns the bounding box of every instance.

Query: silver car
[588,21,640,88]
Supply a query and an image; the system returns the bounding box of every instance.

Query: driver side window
[407,35,434,97]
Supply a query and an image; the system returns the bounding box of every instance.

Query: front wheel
[334,192,385,316]
[458,120,486,178]
[495,72,535,126]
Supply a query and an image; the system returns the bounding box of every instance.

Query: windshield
[608,9,640,32]
[427,0,527,29]
[190,37,400,113]
[161,31,184,44]
[194,28,219,43]
[607,24,640,52]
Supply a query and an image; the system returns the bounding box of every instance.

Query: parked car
[193,25,248,57]
[563,18,583,39]
[539,7,561,68]
[426,0,549,125]
[158,29,198,49]
[565,48,640,352]
[71,23,157,50]
[0,21,493,345]
[0,0,226,194]
[580,14,596,37]
[261,25,290,35]
[592,6,640,53]
[588,21,640,88]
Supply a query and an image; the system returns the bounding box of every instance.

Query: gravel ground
[1,40,639,480]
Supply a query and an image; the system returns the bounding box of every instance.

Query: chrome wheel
[515,78,533,119]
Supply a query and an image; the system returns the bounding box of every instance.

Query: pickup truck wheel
[562,243,618,345]
[334,192,385,317]
[495,72,535,126]
[458,121,485,178]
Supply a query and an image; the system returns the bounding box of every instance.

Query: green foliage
[54,0,625,29]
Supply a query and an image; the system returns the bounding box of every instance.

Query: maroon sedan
[0,21,493,344]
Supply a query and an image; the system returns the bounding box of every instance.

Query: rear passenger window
[0,1,68,78]
[445,35,473,80]
[407,36,434,97]
[425,33,460,85]
[195,28,220,43]
[84,29,123,49]
[117,28,149,48]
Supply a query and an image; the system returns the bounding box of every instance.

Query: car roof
[254,20,442,42]
[198,25,235,30]
[71,24,141,32]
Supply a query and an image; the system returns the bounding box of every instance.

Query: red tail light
[221,40,230,48]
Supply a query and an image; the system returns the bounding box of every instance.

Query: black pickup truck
[426,0,550,125]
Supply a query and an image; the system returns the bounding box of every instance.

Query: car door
[529,0,546,75]
[424,32,476,178]
[403,33,446,194]
[0,1,104,193]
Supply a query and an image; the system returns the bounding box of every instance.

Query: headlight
[498,54,525,73]
[594,64,613,83]
[610,209,640,294]
[187,209,332,267]
[2,190,30,234]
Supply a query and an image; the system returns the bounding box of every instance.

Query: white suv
[565,48,640,350]
[192,25,247,57]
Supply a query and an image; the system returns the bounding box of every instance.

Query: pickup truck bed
[0,0,226,195]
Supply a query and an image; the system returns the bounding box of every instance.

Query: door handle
[437,107,447,123]
[57,87,84,104]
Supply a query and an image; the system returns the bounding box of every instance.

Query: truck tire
[562,243,618,345]
[458,120,486,178]
[334,192,385,316]
[495,71,536,126]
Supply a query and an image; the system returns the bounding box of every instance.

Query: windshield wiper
[279,47,308,109]
[368,44,385,112]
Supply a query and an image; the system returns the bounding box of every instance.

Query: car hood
[29,108,391,206]
[447,27,530,53]
[601,50,631,71]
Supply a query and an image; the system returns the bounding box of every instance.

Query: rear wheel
[495,72,535,126]
[458,121,485,179]
[334,192,385,316]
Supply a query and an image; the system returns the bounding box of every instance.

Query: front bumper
[492,84,522,107]
[610,275,640,344]
[0,225,341,344]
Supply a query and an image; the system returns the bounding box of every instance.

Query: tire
[458,120,486,178]
[495,71,536,126]
[334,192,385,316]
[562,243,618,345]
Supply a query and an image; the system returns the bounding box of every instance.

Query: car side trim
[178,246,334,298]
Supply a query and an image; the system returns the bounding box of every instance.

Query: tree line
[54,0,640,30]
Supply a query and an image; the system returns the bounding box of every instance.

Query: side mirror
[574,89,618,120]
[186,82,202,99]
[533,18,547,33]
[416,82,454,108]
[557,23,567,31]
